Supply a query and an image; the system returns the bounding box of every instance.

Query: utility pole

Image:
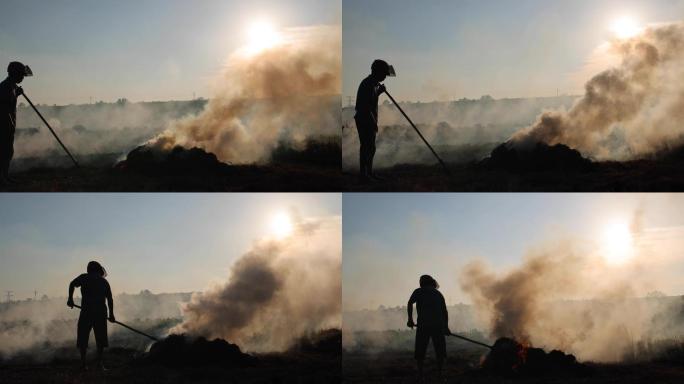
[5,291,13,303]
[347,96,354,107]
[34,290,38,300]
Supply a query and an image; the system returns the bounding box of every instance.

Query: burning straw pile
[116,145,230,175]
[146,334,255,367]
[482,337,589,378]
[482,141,593,172]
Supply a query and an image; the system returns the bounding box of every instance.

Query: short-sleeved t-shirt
[409,287,448,328]
[72,273,111,313]
[355,75,382,123]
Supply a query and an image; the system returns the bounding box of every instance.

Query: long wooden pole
[22,93,79,168]
[72,304,158,341]
[383,89,449,175]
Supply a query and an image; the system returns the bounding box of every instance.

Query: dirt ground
[343,159,684,192]
[0,164,343,192]
[343,350,684,384]
[0,347,341,384]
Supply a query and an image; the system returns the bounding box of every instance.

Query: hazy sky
[0,0,340,105]
[0,193,340,300]
[343,193,684,311]
[343,0,684,103]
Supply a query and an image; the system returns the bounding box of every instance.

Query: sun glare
[610,16,642,40]
[246,20,282,54]
[270,211,294,239]
[601,220,634,265]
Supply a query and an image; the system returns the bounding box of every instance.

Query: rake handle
[410,322,492,349]
[448,333,493,349]
[22,92,80,168]
[383,89,450,176]
[71,304,158,341]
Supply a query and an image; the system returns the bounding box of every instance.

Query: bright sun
[270,211,294,239]
[601,220,634,265]
[610,16,642,40]
[246,20,282,54]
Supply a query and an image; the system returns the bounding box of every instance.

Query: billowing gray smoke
[459,211,684,362]
[149,26,341,164]
[460,248,585,342]
[512,22,684,160]
[171,215,341,352]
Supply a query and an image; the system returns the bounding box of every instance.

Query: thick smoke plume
[171,215,341,352]
[460,243,588,343]
[149,26,341,164]
[459,212,684,362]
[512,22,684,160]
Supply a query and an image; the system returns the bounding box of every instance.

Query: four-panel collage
[1,0,684,383]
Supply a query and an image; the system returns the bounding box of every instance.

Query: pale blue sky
[343,194,684,310]
[343,0,684,102]
[0,0,340,104]
[0,193,340,300]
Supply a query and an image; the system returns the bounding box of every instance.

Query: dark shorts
[354,117,377,148]
[77,310,108,349]
[0,126,14,158]
[415,326,446,361]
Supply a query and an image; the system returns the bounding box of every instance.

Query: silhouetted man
[67,261,115,370]
[407,275,450,382]
[0,62,31,185]
[354,59,395,181]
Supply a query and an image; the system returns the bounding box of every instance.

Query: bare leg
[96,346,107,370]
[79,347,87,370]
[437,358,444,381]
[417,359,424,383]
[368,152,374,177]
[0,153,9,185]
[359,148,366,176]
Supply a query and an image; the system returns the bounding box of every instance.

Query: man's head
[7,61,32,84]
[419,274,439,289]
[371,59,395,82]
[87,261,107,277]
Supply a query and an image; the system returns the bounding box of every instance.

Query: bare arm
[407,291,417,328]
[105,280,115,321]
[441,294,450,334]
[67,277,79,307]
